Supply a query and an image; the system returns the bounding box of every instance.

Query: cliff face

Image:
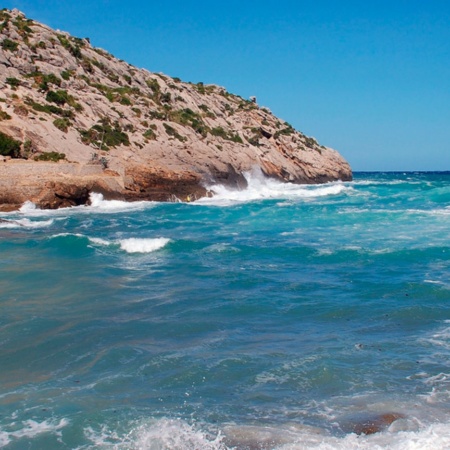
[0,9,352,210]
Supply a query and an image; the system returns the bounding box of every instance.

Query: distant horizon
[3,1,450,172]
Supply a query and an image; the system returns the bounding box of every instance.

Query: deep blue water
[0,171,450,449]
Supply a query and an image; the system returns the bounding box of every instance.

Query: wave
[12,193,156,218]
[196,168,350,206]
[3,415,450,449]
[78,416,450,449]
[49,233,171,254]
[118,237,171,254]
[88,193,156,213]
[0,217,54,229]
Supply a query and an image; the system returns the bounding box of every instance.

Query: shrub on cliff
[53,118,71,132]
[79,120,130,149]
[6,77,21,89]
[0,132,21,157]
[1,38,18,51]
[163,123,186,142]
[35,151,66,162]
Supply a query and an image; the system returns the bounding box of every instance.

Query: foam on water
[49,233,171,254]
[11,193,156,218]
[0,418,68,447]
[80,417,450,450]
[197,168,349,206]
[88,193,156,213]
[119,237,171,253]
[0,217,54,228]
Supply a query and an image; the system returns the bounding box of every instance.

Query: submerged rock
[340,412,406,435]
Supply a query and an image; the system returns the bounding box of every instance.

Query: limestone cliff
[0,9,352,210]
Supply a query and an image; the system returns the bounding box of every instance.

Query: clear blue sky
[4,0,450,171]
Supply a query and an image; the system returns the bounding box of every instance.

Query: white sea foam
[0,418,68,447]
[11,193,156,219]
[80,417,450,450]
[119,237,171,253]
[84,419,226,449]
[197,168,349,206]
[88,193,155,213]
[0,218,54,229]
[49,233,169,253]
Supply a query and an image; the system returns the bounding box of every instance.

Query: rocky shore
[0,9,352,210]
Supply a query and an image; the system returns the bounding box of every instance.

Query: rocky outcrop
[0,9,352,210]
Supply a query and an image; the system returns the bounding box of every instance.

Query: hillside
[0,9,352,210]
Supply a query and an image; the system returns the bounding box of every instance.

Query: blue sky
[4,1,450,171]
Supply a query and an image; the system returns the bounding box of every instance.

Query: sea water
[0,171,450,449]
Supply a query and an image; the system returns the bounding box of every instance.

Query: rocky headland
[0,9,352,211]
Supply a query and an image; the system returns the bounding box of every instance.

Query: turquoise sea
[1,171,450,449]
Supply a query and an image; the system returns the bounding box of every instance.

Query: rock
[0,8,352,210]
[340,412,406,435]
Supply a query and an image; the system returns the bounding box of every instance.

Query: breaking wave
[197,168,350,206]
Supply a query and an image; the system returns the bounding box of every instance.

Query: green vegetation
[91,58,108,73]
[123,74,132,84]
[26,71,61,91]
[194,82,215,95]
[35,151,66,162]
[131,107,141,117]
[92,83,139,105]
[224,103,234,116]
[80,57,94,73]
[274,124,295,139]
[2,38,19,52]
[143,127,157,140]
[53,117,71,132]
[12,16,33,38]
[246,128,263,147]
[145,78,162,103]
[5,77,20,89]
[0,131,21,157]
[24,97,74,118]
[45,89,69,105]
[45,89,82,111]
[60,70,73,80]
[163,123,186,142]
[57,34,82,59]
[0,110,11,120]
[210,126,243,143]
[0,10,11,21]
[304,136,318,148]
[199,104,216,118]
[148,110,166,120]
[168,108,208,137]
[79,119,130,149]
[160,92,171,104]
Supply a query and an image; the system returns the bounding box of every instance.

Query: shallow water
[1,171,450,449]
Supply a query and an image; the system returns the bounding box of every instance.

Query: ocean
[0,170,449,449]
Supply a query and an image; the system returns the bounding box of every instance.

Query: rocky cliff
[0,9,352,210]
